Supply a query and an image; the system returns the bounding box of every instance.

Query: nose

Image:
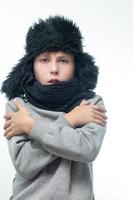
[50,61,59,75]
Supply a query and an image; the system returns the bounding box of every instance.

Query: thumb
[13,98,24,111]
[80,99,91,106]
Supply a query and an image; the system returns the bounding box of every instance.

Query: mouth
[48,79,60,83]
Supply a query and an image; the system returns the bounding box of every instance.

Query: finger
[93,110,108,120]
[94,119,107,127]
[94,113,107,123]
[13,98,24,111]
[91,110,107,124]
[80,99,91,106]
[5,131,14,140]
[3,112,14,120]
[94,111,107,122]
[92,104,107,112]
[4,126,12,137]
[3,120,12,130]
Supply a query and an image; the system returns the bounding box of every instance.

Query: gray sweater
[6,94,106,200]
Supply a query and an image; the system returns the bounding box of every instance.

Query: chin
[43,82,53,85]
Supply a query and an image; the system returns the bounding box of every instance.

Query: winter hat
[25,15,83,59]
[1,15,99,100]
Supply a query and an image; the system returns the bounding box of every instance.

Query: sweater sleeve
[5,101,58,180]
[29,95,107,163]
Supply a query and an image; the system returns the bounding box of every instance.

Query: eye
[40,58,49,63]
[59,58,69,63]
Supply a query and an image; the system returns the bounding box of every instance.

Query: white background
[0,0,133,199]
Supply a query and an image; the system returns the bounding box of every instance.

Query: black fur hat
[25,15,83,58]
[1,15,99,100]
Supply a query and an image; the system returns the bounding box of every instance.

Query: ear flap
[1,55,29,100]
[75,52,99,92]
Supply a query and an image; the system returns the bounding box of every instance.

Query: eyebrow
[39,53,49,57]
[39,53,73,59]
[58,55,72,59]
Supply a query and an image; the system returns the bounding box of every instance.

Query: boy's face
[33,51,75,85]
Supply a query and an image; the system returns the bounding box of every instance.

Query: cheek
[63,64,75,76]
[34,64,48,82]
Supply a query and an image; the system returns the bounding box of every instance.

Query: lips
[48,79,60,83]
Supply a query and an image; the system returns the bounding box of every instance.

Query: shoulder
[5,97,28,112]
[89,94,104,105]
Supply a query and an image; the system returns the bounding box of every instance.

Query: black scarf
[21,75,95,113]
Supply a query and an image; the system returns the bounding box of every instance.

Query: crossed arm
[3,97,107,180]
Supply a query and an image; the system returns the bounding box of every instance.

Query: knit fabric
[6,94,106,200]
[21,76,95,112]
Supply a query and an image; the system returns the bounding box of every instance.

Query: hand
[64,99,107,127]
[3,99,35,139]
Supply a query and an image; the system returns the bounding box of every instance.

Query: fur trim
[25,15,83,58]
[1,15,99,100]
[75,53,99,91]
[1,52,99,100]
[1,55,32,100]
